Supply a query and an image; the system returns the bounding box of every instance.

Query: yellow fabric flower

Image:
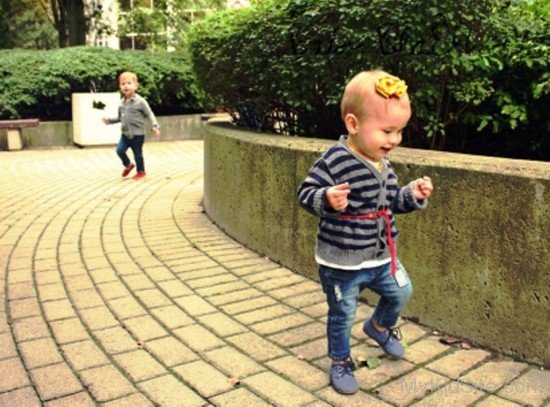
[375,75,408,99]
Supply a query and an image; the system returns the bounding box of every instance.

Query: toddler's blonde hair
[341,70,411,121]
[119,71,138,84]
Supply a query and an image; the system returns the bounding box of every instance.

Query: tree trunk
[51,0,86,47]
[67,0,86,45]
[51,0,68,47]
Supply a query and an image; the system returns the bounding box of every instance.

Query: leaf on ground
[440,337,462,346]
[366,357,381,369]
[228,377,240,386]
[488,353,502,361]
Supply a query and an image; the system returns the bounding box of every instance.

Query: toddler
[297,70,433,394]
[103,71,160,180]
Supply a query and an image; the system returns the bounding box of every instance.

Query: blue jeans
[319,261,413,361]
[116,135,145,173]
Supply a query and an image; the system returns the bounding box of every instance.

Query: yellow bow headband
[375,75,408,99]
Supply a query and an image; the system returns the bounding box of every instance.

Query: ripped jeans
[318,261,413,361]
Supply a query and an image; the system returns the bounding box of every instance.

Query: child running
[297,70,433,394]
[103,71,160,180]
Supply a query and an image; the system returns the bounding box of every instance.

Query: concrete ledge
[0,114,221,149]
[204,120,550,366]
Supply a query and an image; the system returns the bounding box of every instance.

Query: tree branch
[36,0,55,25]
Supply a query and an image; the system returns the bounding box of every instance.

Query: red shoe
[133,172,146,180]
[122,163,135,177]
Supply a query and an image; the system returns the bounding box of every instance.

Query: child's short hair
[341,70,410,121]
[119,71,138,83]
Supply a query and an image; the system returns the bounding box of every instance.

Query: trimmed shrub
[0,46,204,120]
[188,0,549,160]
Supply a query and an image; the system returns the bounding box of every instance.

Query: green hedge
[0,46,204,121]
[188,0,549,160]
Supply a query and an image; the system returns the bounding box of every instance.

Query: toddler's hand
[413,176,433,200]
[152,127,160,138]
[102,117,109,125]
[326,183,350,211]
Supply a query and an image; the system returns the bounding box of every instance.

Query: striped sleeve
[390,181,428,214]
[297,155,339,218]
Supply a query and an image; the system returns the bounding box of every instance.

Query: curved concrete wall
[204,120,550,366]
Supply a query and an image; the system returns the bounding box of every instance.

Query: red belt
[339,209,397,276]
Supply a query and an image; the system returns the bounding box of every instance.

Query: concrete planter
[203,119,550,366]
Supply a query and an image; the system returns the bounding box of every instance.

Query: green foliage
[0,46,204,120]
[460,0,549,159]
[0,0,57,49]
[188,0,549,160]
[118,0,226,51]
[118,7,169,50]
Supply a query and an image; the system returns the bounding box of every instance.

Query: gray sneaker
[330,358,358,394]
[363,318,405,358]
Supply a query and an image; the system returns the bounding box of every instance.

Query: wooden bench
[0,119,39,150]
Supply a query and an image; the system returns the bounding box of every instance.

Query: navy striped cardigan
[297,135,427,268]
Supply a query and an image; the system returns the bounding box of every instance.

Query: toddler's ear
[344,113,359,135]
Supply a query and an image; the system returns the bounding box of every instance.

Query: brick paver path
[1,141,548,406]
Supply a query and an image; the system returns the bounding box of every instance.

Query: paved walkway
[0,141,548,407]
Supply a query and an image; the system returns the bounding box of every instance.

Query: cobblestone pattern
[0,141,548,406]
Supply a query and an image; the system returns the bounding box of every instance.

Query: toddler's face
[352,102,410,162]
[119,76,138,98]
